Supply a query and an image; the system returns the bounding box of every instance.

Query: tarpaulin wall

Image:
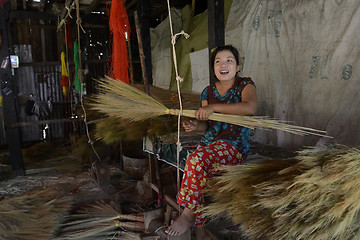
[226,0,360,148]
[151,0,360,148]
[150,1,233,92]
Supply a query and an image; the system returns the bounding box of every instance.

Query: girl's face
[214,50,240,82]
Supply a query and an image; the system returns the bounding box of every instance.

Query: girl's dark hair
[210,45,240,76]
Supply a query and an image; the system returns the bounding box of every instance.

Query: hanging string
[166,0,190,202]
[57,1,75,31]
[74,0,101,187]
[63,20,74,116]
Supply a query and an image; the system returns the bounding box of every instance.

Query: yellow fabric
[61,51,68,77]
[169,0,233,91]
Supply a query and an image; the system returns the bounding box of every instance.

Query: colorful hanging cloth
[60,51,70,97]
[64,19,73,49]
[109,0,130,84]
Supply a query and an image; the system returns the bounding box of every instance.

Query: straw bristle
[203,146,360,240]
[56,201,145,240]
[91,76,168,121]
[0,187,73,240]
[91,76,330,137]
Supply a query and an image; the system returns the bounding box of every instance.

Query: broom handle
[168,109,328,136]
[116,221,145,231]
[118,214,144,222]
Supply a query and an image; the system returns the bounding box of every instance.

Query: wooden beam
[150,183,181,211]
[84,0,103,15]
[208,0,224,84]
[9,10,57,20]
[0,3,25,177]
[11,118,83,127]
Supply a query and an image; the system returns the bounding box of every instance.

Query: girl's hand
[195,105,214,121]
[183,120,198,132]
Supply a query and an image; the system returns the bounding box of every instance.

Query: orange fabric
[109,0,130,84]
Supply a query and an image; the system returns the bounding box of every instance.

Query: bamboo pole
[134,11,149,94]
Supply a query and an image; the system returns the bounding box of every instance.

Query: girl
[166,45,257,239]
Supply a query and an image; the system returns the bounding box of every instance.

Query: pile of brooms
[0,183,149,240]
[203,145,360,240]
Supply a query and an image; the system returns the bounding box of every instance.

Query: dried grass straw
[0,187,73,240]
[91,76,330,137]
[56,202,145,240]
[203,145,360,240]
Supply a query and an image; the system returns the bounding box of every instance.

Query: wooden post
[208,0,225,84]
[135,0,153,89]
[152,139,164,207]
[0,3,25,177]
[134,11,149,94]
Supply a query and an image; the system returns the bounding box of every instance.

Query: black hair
[210,45,240,76]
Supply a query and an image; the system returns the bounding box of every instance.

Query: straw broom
[91,76,329,137]
[0,187,73,240]
[203,145,360,240]
[92,115,178,144]
[56,201,145,240]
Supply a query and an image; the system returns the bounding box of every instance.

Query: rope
[57,1,75,31]
[166,0,190,212]
[74,0,101,188]
[63,20,74,116]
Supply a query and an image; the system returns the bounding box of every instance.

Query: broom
[203,146,360,240]
[91,76,329,137]
[0,187,73,240]
[56,201,145,240]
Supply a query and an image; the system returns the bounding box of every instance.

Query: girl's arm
[195,84,257,121]
[182,97,210,132]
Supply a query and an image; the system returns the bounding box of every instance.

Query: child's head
[211,45,240,67]
[210,45,241,80]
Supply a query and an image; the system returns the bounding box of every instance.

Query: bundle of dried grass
[82,81,190,145]
[0,187,73,240]
[204,145,360,240]
[131,83,200,110]
[71,133,104,163]
[93,115,178,144]
[91,76,329,137]
[56,201,145,240]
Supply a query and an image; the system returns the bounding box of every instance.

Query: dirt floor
[0,140,297,240]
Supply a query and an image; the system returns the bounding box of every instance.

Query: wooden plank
[150,183,182,212]
[9,10,57,20]
[208,0,224,84]
[11,118,83,127]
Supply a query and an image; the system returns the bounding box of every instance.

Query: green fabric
[169,0,233,92]
[73,40,82,93]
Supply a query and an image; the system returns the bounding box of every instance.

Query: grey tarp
[151,0,360,148]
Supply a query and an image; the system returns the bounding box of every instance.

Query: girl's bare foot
[165,208,194,236]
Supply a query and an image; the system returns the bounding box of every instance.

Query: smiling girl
[166,45,257,239]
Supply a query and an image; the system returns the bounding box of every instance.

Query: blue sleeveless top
[200,77,255,160]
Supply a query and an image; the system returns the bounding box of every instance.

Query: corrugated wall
[0,20,110,145]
